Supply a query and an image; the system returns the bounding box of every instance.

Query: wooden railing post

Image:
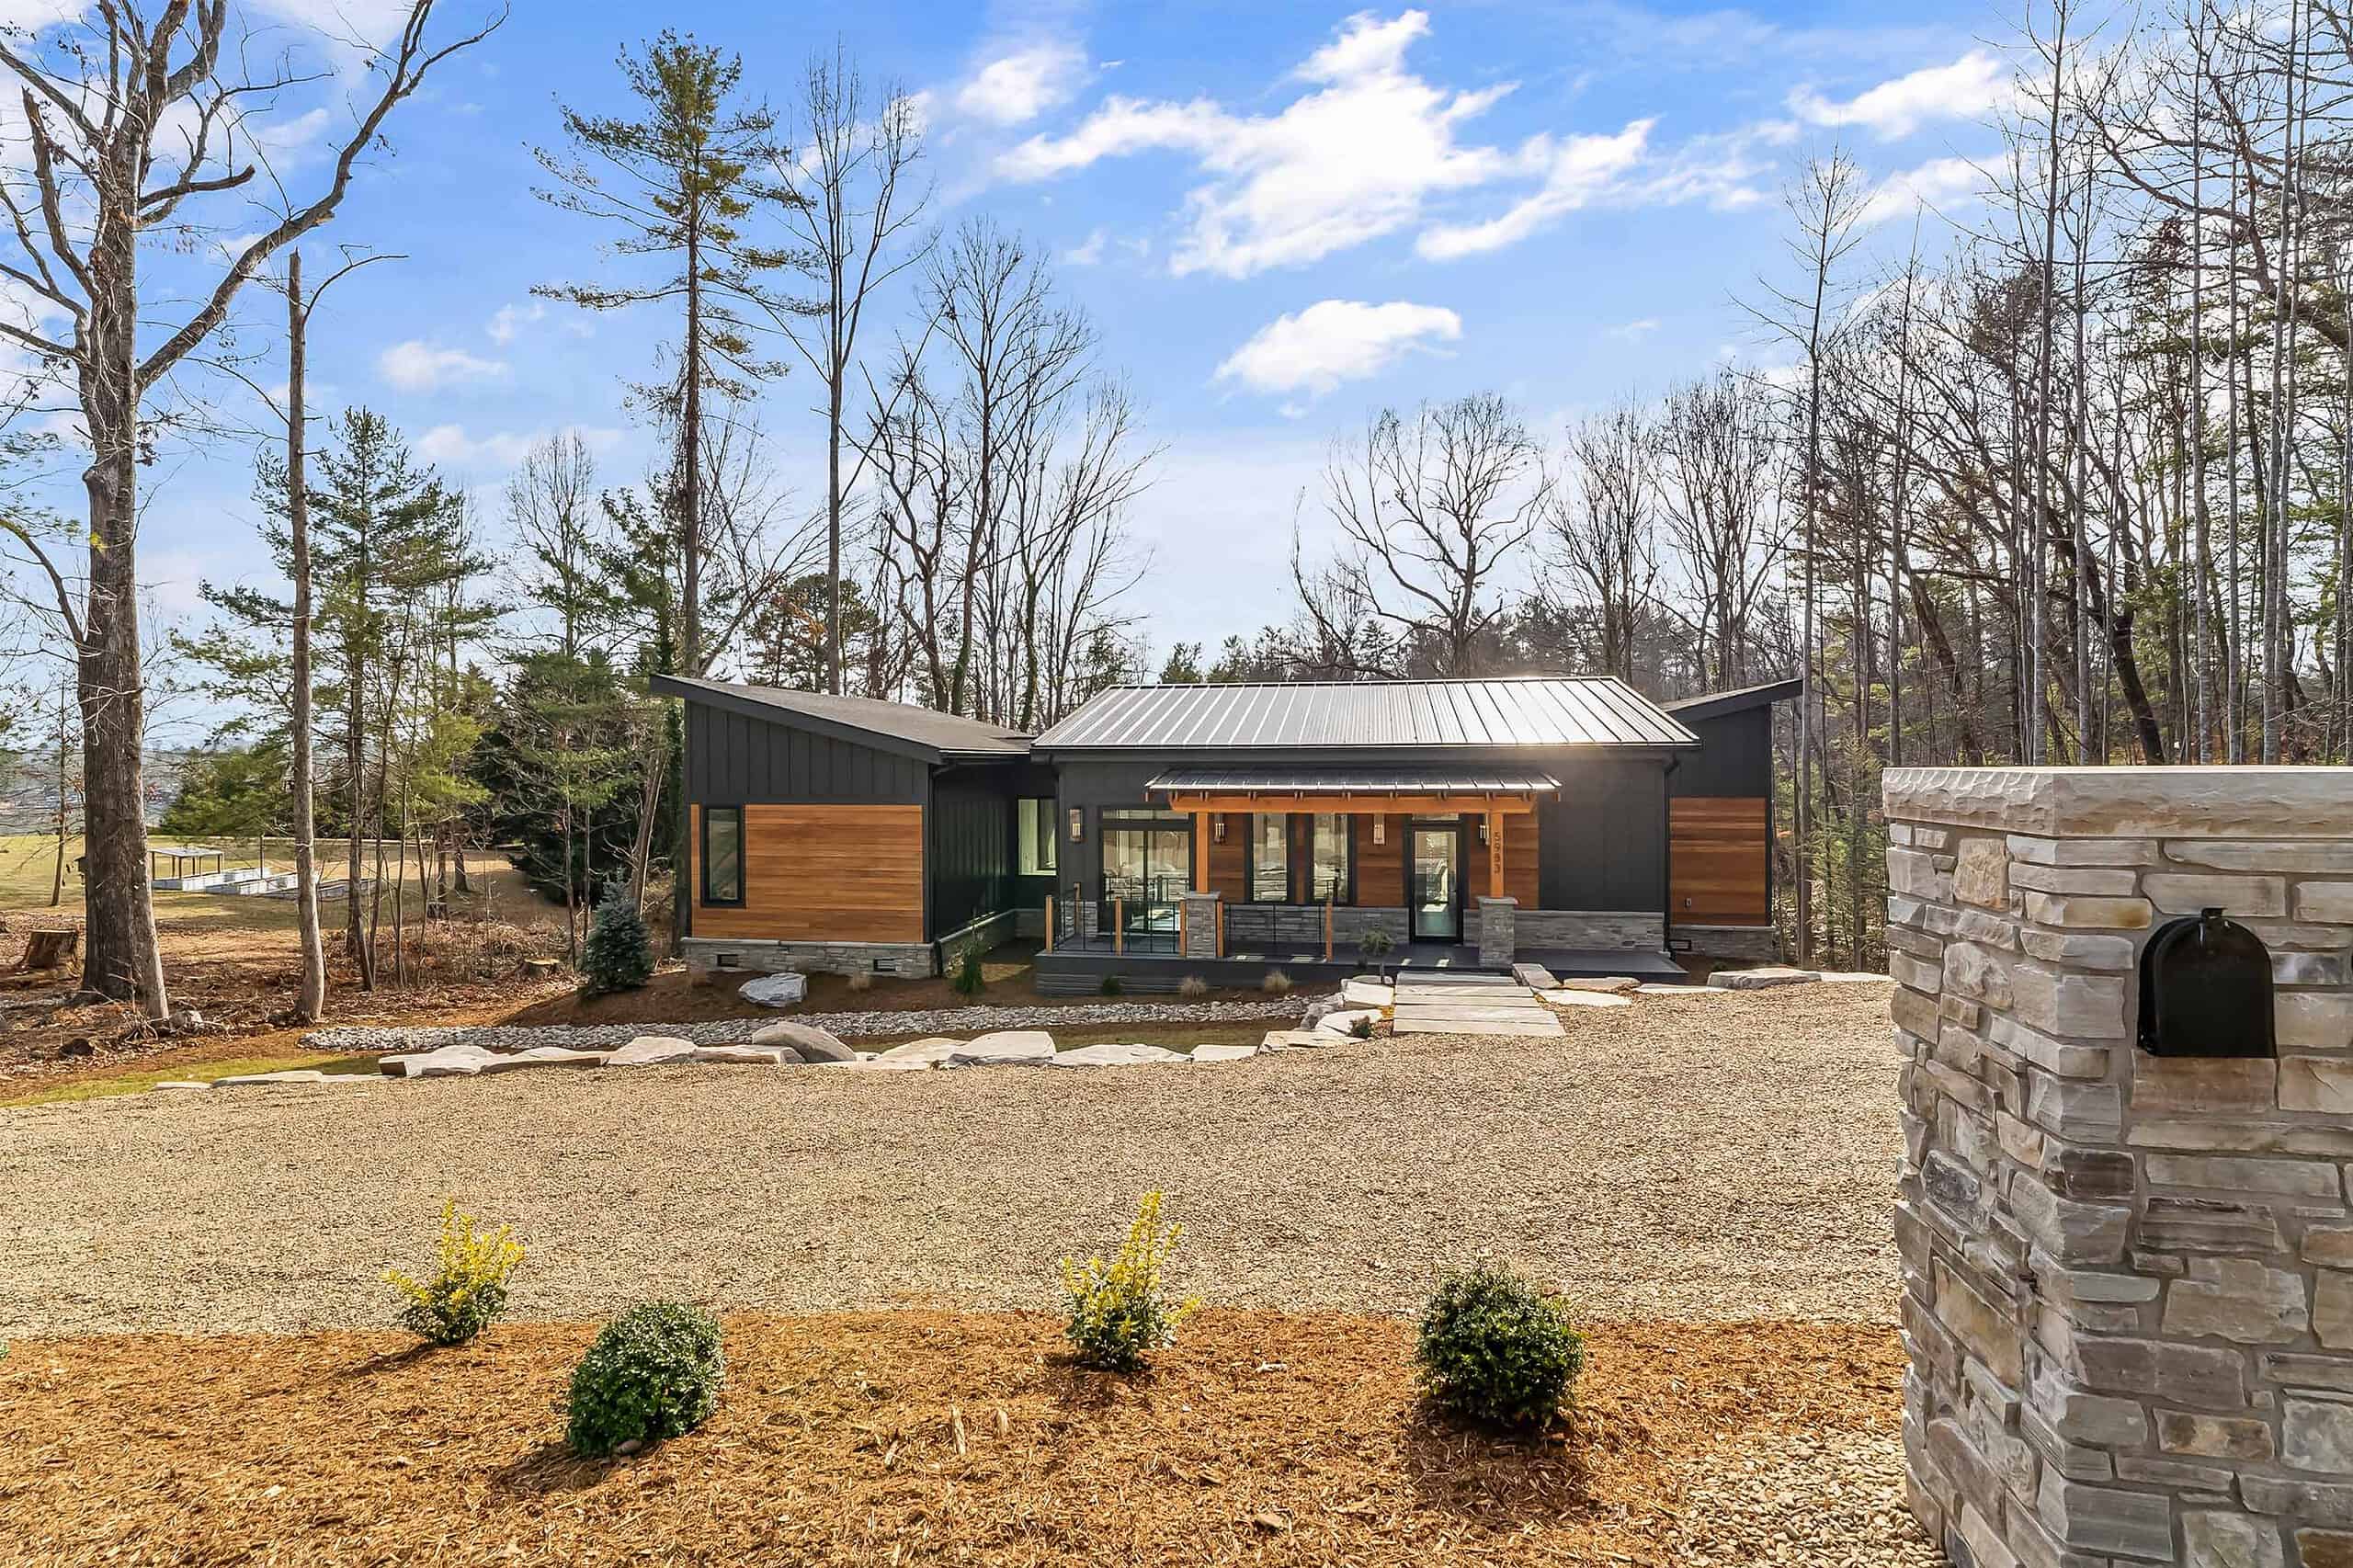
[1215,899,1225,959]
[1044,894,1055,953]
[1324,899,1334,962]
[1114,898,1125,955]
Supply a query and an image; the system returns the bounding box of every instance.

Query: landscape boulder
[689,1044,791,1066]
[1710,967,1822,991]
[479,1046,609,1073]
[943,1030,1055,1068]
[383,1042,506,1078]
[1260,1028,1331,1050]
[608,1035,699,1067]
[1510,962,1558,989]
[1341,978,1394,1008]
[211,1069,329,1087]
[1556,976,1641,994]
[749,1020,855,1062]
[876,1037,961,1067]
[1049,1043,1189,1067]
[1189,1042,1261,1062]
[1315,1007,1382,1036]
[1540,989,1633,1009]
[738,971,808,1007]
[1300,993,1348,1028]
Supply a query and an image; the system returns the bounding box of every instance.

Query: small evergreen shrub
[1261,969,1291,995]
[1358,928,1395,976]
[1099,973,1124,996]
[383,1199,525,1346]
[1178,974,1209,997]
[565,1301,726,1457]
[847,970,874,993]
[1349,1014,1374,1039]
[581,884,654,993]
[1060,1190,1199,1373]
[951,949,985,995]
[1415,1265,1586,1430]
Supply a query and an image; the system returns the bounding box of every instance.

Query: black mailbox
[2138,907,2274,1058]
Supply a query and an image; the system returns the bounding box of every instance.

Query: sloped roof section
[1661,678,1804,723]
[1147,766,1563,794]
[1033,678,1698,751]
[651,675,1031,761]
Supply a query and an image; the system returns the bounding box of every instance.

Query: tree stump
[20,927,78,971]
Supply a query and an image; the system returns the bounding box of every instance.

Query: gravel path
[301,996,1306,1051]
[0,982,1902,1335]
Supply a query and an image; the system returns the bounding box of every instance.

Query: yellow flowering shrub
[384,1199,526,1346]
[1060,1189,1199,1373]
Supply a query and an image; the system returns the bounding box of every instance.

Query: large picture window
[701,805,744,905]
[1100,811,1190,933]
[1310,812,1352,903]
[1017,798,1058,876]
[1250,812,1289,902]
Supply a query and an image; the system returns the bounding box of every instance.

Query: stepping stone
[1049,1043,1189,1067]
[1393,1017,1566,1037]
[1556,977,1640,994]
[1341,978,1394,1007]
[608,1035,699,1067]
[1261,1029,1330,1050]
[688,1045,790,1066]
[211,1069,328,1087]
[1511,962,1559,989]
[1316,1008,1382,1036]
[817,1054,932,1071]
[1634,983,1717,995]
[876,1037,961,1066]
[386,1042,505,1078]
[1540,989,1634,1009]
[149,1080,211,1091]
[944,1029,1056,1068]
[1189,1042,1262,1063]
[479,1046,610,1073]
[750,1020,854,1062]
[1818,971,1892,983]
[1710,967,1822,991]
[739,972,807,1006]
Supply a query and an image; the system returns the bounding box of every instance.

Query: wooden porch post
[1044,894,1055,952]
[1194,812,1211,890]
[1487,807,1505,898]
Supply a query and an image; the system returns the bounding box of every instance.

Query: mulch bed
[1,1311,1931,1566]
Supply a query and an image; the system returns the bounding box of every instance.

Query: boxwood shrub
[565,1302,726,1457]
[1414,1265,1585,1430]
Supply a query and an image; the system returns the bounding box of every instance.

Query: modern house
[654,673,1795,987]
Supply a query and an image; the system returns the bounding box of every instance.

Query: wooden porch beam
[1193,811,1211,890]
[1487,808,1505,899]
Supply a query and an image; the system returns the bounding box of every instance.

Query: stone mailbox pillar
[1886,767,2353,1568]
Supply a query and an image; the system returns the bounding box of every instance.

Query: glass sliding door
[1099,811,1191,936]
[1411,823,1460,941]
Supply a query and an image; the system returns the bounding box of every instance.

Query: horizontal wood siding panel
[1206,812,1249,903]
[1670,796,1768,926]
[692,803,925,942]
[1357,812,1404,906]
[1505,810,1540,908]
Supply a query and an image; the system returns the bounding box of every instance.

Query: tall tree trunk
[288,250,326,1023]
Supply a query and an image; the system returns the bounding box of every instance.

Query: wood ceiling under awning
[1148,766,1559,817]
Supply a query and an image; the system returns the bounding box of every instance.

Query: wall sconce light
[1477,819,1490,846]
[1212,813,1226,844]
[1371,817,1385,846]
[1068,807,1084,843]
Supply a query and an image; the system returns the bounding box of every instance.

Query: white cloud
[1789,50,2011,142]
[998,10,1522,278]
[1605,318,1660,340]
[1063,227,1109,266]
[957,40,1088,126]
[417,423,621,472]
[1415,119,1653,260]
[1862,154,1984,223]
[486,301,544,345]
[1215,299,1461,402]
[379,340,506,392]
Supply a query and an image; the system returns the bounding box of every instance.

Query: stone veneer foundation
[1887,766,2353,1568]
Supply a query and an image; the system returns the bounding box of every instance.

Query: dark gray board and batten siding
[684,702,927,807]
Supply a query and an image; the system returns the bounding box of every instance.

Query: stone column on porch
[1477,896,1516,969]
[1180,892,1220,960]
[1886,765,2353,1568]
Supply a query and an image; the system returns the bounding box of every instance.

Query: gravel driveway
[0,982,1902,1335]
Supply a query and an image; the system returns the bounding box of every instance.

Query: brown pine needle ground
[0,1312,1935,1567]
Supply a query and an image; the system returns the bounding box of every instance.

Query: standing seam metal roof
[1030,679,1699,750]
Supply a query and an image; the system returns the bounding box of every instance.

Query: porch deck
[1031,940,1685,995]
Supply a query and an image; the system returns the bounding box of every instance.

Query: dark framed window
[1017,798,1058,875]
[1250,812,1289,902]
[701,805,744,906]
[1310,812,1352,904]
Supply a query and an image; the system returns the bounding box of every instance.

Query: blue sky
[74,0,2012,712]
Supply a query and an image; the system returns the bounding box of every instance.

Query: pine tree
[582,879,654,992]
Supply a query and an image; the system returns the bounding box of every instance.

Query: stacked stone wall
[1888,766,2353,1568]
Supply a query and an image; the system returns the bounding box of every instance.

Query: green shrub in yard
[951,949,986,995]
[566,1302,726,1457]
[1261,969,1291,994]
[383,1199,524,1346]
[1060,1191,1199,1373]
[1098,973,1124,996]
[1415,1265,1585,1430]
[581,883,654,993]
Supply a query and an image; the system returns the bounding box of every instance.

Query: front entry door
[1411,824,1460,941]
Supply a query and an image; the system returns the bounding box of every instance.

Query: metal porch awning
[1146,767,1561,795]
